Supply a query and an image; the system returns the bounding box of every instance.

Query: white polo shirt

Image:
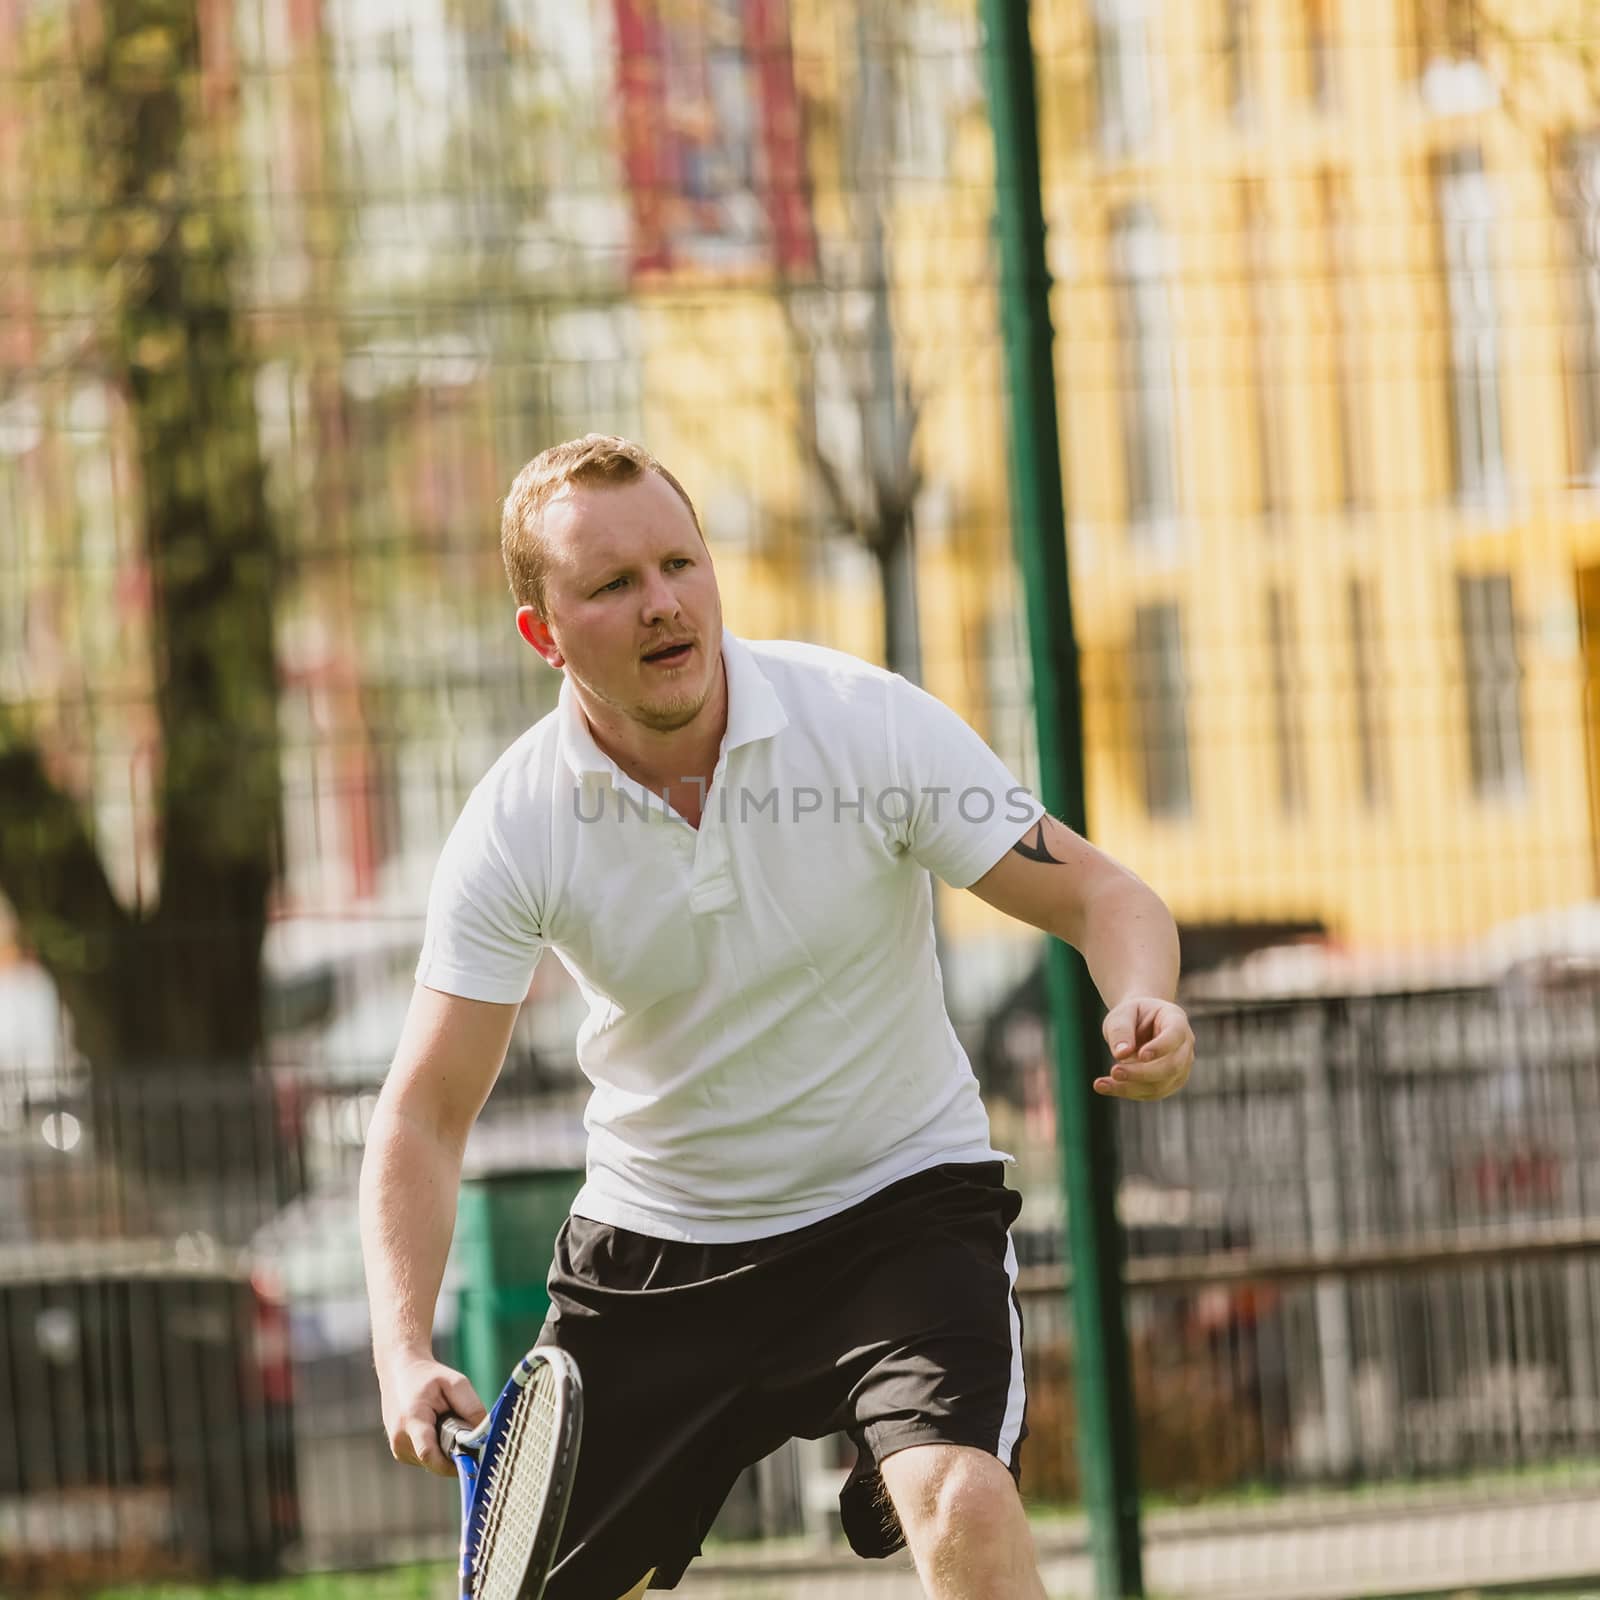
[416,630,1045,1242]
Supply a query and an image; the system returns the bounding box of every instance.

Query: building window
[889,4,980,182]
[1319,170,1367,509]
[1133,603,1194,818]
[1112,203,1180,532]
[1242,182,1284,521]
[1305,0,1336,107]
[1221,0,1254,124]
[1095,0,1156,154]
[1436,148,1506,506]
[1559,131,1600,486]
[1347,577,1386,808]
[1412,0,1477,69]
[538,306,645,449]
[613,0,815,279]
[1457,572,1526,798]
[1266,586,1306,815]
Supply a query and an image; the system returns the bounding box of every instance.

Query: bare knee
[882,1443,1023,1545]
[614,1567,655,1600]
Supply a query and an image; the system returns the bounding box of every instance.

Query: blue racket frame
[443,1347,582,1600]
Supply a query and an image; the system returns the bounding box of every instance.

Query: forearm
[359,1099,465,1367]
[1072,874,1181,1009]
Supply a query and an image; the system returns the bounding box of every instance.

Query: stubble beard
[571,660,712,734]
[562,631,718,735]
[633,680,712,732]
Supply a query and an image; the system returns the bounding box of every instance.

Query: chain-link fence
[5,0,1600,1595]
[7,979,1600,1594]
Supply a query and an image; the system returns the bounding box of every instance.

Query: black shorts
[535,1160,1027,1597]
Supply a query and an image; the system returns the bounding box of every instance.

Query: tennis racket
[440,1346,583,1600]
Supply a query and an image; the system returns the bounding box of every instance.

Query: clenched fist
[378,1351,487,1477]
[1095,997,1194,1101]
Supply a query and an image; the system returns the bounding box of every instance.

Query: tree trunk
[0,1,286,1221]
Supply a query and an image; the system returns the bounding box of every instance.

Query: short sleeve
[886,674,1047,888]
[414,787,545,1005]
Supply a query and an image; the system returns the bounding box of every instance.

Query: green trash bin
[454,1164,585,1402]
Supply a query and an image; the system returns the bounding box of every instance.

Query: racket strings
[474,1365,561,1600]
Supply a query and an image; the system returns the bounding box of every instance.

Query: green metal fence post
[977,4,1145,1595]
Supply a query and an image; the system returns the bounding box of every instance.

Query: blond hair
[500,434,703,617]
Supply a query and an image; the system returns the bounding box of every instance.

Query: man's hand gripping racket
[441,1347,584,1600]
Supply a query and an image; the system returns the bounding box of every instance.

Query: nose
[639,568,681,627]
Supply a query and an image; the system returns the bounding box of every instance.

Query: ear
[516,605,563,669]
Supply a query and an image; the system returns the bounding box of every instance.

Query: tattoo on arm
[1012,820,1063,865]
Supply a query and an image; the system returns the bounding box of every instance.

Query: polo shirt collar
[558,628,788,782]
[720,629,789,752]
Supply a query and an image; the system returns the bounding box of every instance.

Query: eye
[595,576,627,595]
[667,558,692,571]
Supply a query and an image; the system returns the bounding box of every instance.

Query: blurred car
[0,962,85,1152]
[246,1109,587,1567]
[261,910,587,1189]
[249,1104,587,1355]
[0,1234,298,1586]
[249,1179,459,1415]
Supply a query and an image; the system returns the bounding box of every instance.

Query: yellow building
[1035,0,1600,950]
[629,0,1600,964]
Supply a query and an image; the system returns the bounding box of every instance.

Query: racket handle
[440,1415,465,1455]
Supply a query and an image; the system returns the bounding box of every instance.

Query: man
[360,434,1194,1600]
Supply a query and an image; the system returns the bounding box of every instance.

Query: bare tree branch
[0,718,127,951]
[0,709,130,1052]
[777,285,871,544]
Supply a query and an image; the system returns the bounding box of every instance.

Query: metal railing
[2,974,1597,1588]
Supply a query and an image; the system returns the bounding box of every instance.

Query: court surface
[674,1488,1600,1599]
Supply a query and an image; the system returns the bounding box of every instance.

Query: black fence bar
[1020,1221,1600,1293]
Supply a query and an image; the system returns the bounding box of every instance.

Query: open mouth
[642,642,693,666]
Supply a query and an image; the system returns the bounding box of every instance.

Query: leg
[880,1443,1047,1600]
[538,1216,780,1598]
[612,1568,655,1600]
